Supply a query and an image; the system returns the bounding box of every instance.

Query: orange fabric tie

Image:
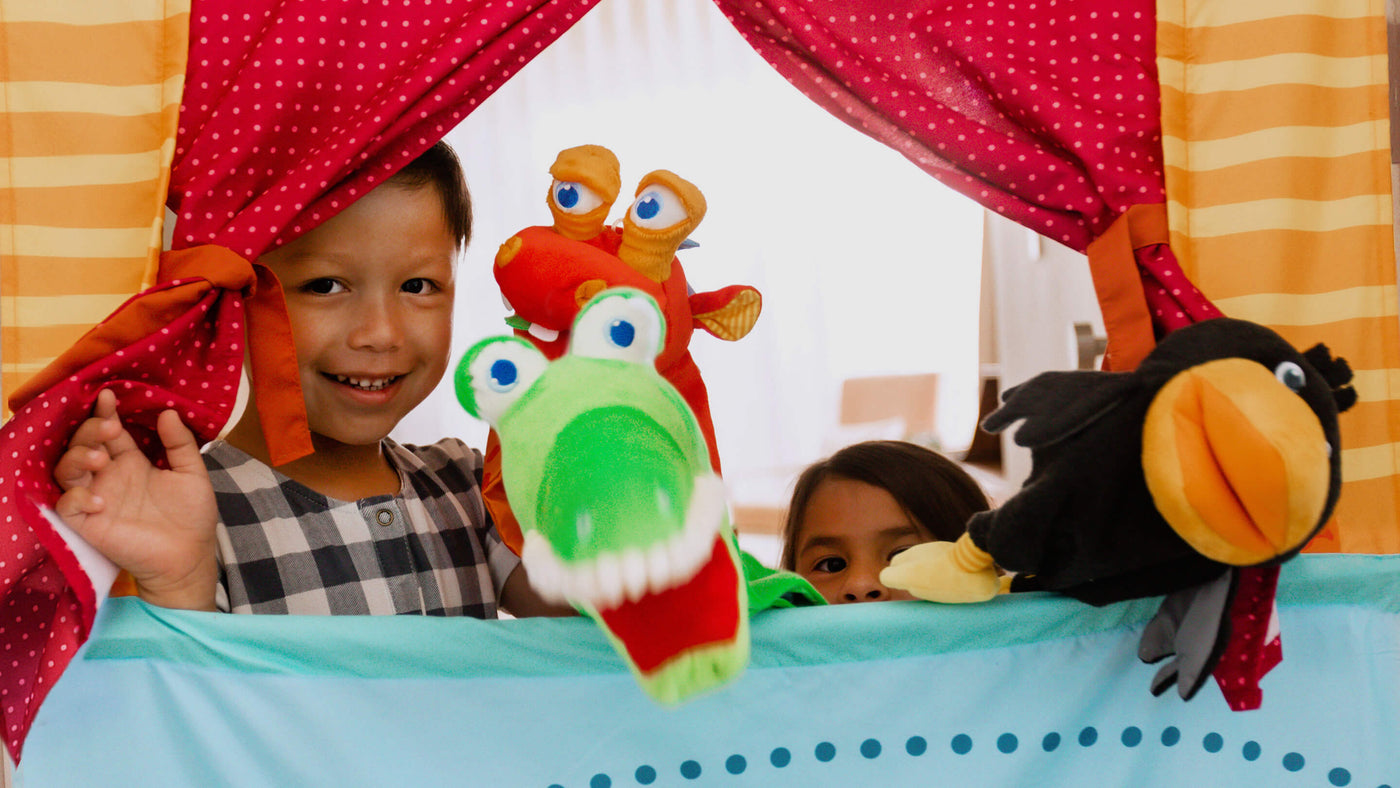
[1084,203,1169,372]
[8,245,313,467]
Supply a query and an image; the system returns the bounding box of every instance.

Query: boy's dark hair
[389,140,473,249]
[780,440,991,570]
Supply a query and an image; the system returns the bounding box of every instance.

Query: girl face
[791,477,932,604]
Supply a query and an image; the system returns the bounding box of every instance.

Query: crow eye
[1274,361,1306,392]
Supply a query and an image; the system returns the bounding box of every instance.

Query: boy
[52,142,568,618]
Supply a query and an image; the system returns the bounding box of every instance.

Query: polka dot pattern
[0,276,245,760]
[170,0,602,259]
[544,723,1366,786]
[1210,566,1284,711]
[713,0,1164,252]
[714,0,1222,345]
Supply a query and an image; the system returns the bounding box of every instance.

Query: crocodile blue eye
[489,359,518,391]
[456,336,548,424]
[609,319,636,348]
[569,290,665,365]
[1274,361,1306,392]
[549,179,604,216]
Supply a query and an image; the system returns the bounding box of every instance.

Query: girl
[781,440,991,605]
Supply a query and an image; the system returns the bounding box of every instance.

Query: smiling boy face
[256,180,457,448]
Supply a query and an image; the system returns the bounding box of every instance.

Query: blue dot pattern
[545,724,1362,786]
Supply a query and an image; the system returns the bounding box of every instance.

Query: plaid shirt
[204,438,520,617]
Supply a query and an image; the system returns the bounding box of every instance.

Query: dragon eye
[570,289,665,365]
[550,179,604,216]
[1274,361,1306,392]
[627,184,688,230]
[455,336,547,424]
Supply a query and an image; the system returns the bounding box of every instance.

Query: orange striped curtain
[0,0,187,408]
[1158,0,1399,552]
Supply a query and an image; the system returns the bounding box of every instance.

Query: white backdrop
[391,0,984,484]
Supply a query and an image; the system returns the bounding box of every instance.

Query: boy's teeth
[334,374,397,391]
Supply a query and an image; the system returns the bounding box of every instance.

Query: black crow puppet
[882,317,1356,709]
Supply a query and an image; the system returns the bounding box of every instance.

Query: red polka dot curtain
[0,0,600,762]
[711,0,1218,370]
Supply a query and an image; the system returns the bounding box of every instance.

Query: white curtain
[393,0,984,492]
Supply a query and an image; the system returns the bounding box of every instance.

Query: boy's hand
[53,389,220,611]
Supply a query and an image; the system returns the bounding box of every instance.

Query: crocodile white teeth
[332,374,399,391]
[521,474,728,608]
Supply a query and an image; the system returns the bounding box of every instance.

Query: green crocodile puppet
[456,288,817,704]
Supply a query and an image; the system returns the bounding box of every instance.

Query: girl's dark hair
[389,140,473,249]
[780,440,991,570]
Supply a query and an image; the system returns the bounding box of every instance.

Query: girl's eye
[402,278,437,295]
[304,278,344,295]
[811,556,847,574]
[888,545,916,563]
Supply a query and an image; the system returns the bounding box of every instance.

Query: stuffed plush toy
[882,317,1356,709]
[483,145,763,554]
[457,289,750,705]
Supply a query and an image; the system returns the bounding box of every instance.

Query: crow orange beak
[1142,358,1330,565]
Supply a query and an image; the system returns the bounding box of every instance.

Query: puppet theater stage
[4,1,1400,786]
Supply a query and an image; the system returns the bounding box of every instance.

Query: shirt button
[375,509,395,527]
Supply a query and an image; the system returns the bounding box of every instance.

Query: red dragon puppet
[483,145,762,552]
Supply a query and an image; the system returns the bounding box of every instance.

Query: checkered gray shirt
[204,438,520,617]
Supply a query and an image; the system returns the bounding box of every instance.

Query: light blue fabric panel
[18,555,1400,787]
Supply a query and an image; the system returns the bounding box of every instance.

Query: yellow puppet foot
[881,539,999,603]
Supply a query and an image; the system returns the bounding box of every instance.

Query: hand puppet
[457,288,749,704]
[482,147,763,554]
[882,317,1356,709]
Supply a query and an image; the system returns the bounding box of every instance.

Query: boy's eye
[402,278,437,295]
[811,556,847,574]
[303,278,345,295]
